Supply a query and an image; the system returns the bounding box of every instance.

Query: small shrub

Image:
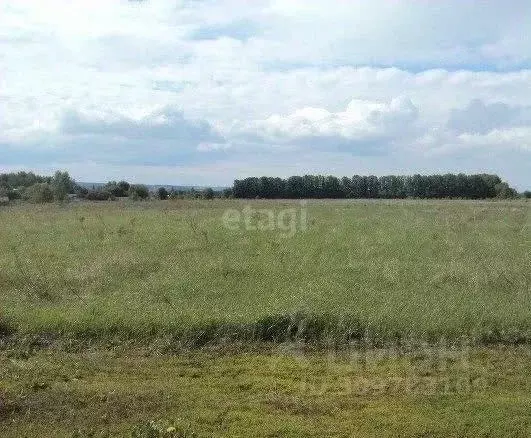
[23,183,54,203]
[0,188,8,206]
[104,180,131,197]
[203,187,215,200]
[494,182,517,199]
[7,189,22,200]
[157,187,169,200]
[52,170,75,201]
[129,184,150,200]
[85,190,114,201]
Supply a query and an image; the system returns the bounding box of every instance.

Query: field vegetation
[1,198,530,436]
[0,198,529,347]
[1,346,529,437]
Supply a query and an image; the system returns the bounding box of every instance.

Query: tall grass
[0,199,529,348]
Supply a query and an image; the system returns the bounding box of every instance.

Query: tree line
[232,174,524,199]
[0,171,223,203]
[2,171,529,204]
[1,171,77,203]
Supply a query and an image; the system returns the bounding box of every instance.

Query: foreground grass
[1,346,530,437]
[0,199,530,346]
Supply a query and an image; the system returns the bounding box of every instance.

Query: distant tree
[494,182,517,199]
[85,189,114,201]
[0,171,50,189]
[351,175,367,198]
[405,174,424,198]
[168,190,181,200]
[221,188,233,198]
[455,173,468,199]
[323,176,343,198]
[233,177,261,198]
[230,173,516,200]
[523,191,531,199]
[6,189,22,201]
[366,176,380,198]
[443,173,459,198]
[129,184,150,200]
[24,183,54,203]
[117,181,130,196]
[286,176,305,198]
[1,183,22,201]
[379,175,405,198]
[157,187,169,200]
[74,185,89,197]
[104,180,130,197]
[203,187,215,200]
[341,176,353,198]
[51,171,74,201]
[480,174,502,198]
[0,187,8,206]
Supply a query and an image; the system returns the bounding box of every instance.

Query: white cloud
[231,97,418,149]
[60,107,223,143]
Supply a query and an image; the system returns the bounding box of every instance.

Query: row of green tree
[0,172,150,203]
[0,171,223,203]
[232,174,524,199]
[86,182,221,200]
[1,171,77,203]
[2,171,529,203]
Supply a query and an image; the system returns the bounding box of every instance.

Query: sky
[1,0,530,189]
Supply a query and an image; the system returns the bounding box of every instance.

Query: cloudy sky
[1,0,531,188]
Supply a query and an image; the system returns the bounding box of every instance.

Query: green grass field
[1,199,529,345]
[1,346,530,437]
[1,199,530,436]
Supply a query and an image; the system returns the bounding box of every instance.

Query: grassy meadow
[0,199,529,346]
[1,198,530,437]
[1,346,530,437]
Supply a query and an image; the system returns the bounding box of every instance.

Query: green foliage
[51,171,75,201]
[0,171,51,189]
[129,184,150,200]
[495,182,518,199]
[23,183,54,203]
[0,186,8,201]
[522,190,531,199]
[7,189,22,200]
[233,173,515,199]
[104,180,131,197]
[1,170,80,202]
[84,189,114,201]
[202,187,215,200]
[157,187,169,200]
[221,188,233,198]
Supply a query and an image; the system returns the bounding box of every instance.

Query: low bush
[84,190,114,201]
[129,184,150,200]
[23,183,54,203]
